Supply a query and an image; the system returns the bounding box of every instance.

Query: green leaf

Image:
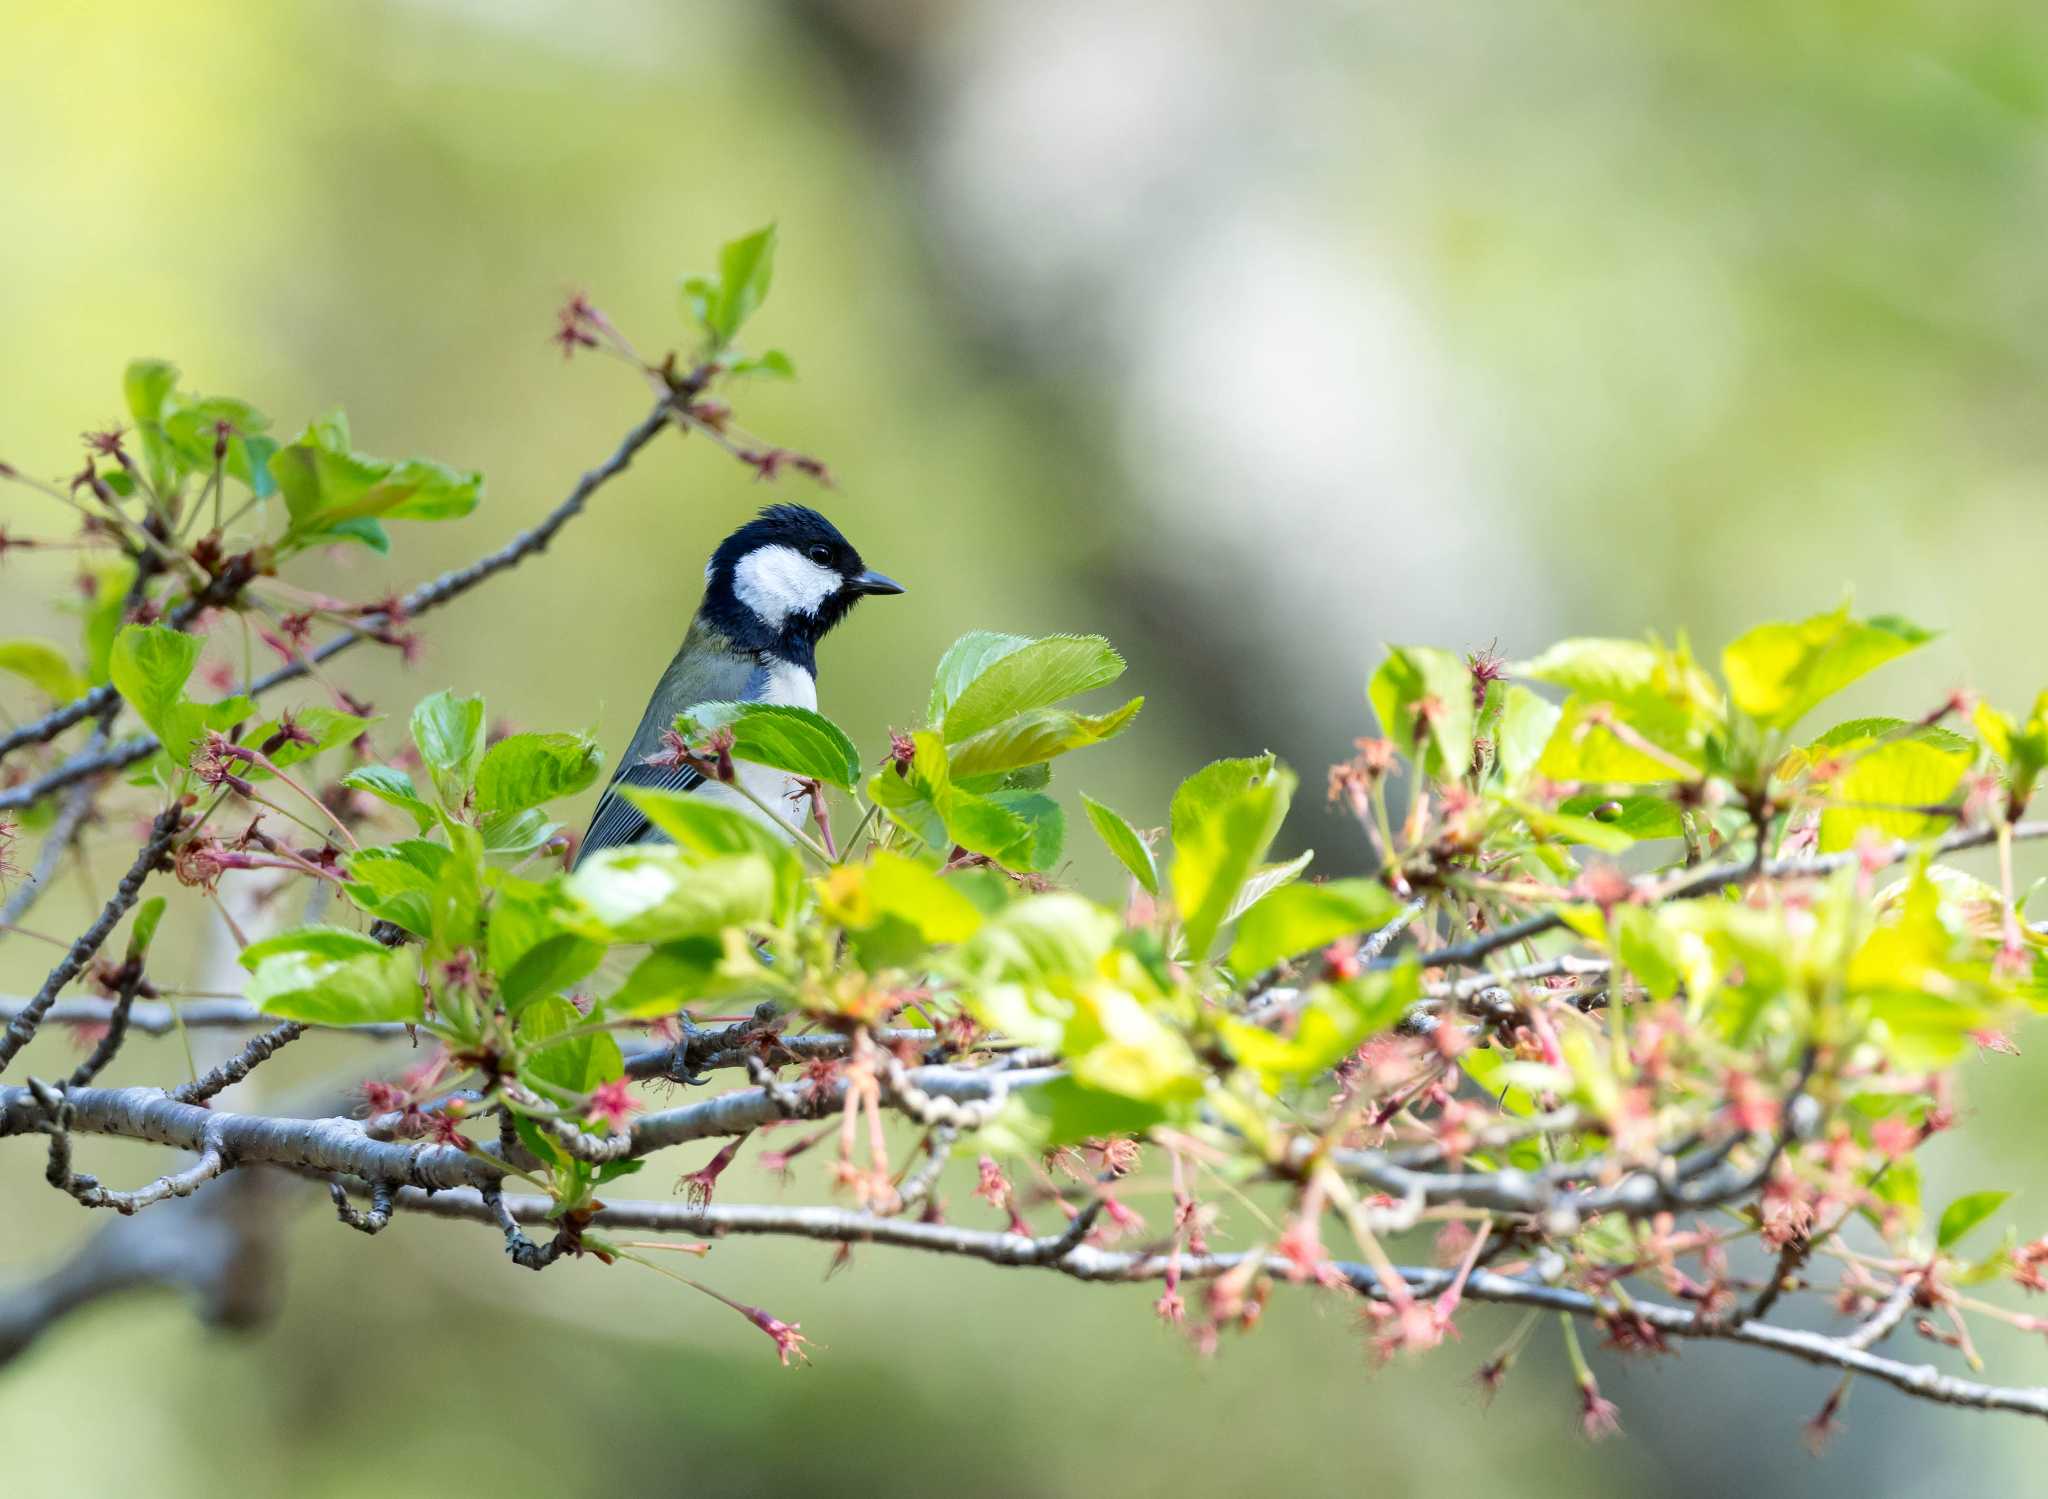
[244,708,377,775]
[938,635,1127,743]
[1217,967,1418,1088]
[868,731,1036,867]
[344,841,452,939]
[477,731,604,815]
[123,358,180,494]
[74,558,138,685]
[480,808,560,857]
[1228,878,1399,976]
[606,938,731,1019]
[0,639,86,703]
[125,896,167,963]
[1938,1189,2013,1251]
[1494,684,1560,788]
[1012,1076,1173,1149]
[342,766,436,831]
[988,789,1064,872]
[714,224,778,345]
[1558,793,1686,840]
[241,926,422,1025]
[1080,794,1158,895]
[1536,694,1704,785]
[947,698,1144,779]
[1368,645,1476,782]
[679,702,861,789]
[729,349,795,380]
[1063,983,1205,1104]
[108,624,202,745]
[624,787,804,923]
[684,225,780,349]
[821,849,986,967]
[1517,638,1671,700]
[518,994,624,1096]
[161,394,273,491]
[410,690,486,807]
[960,893,1119,986]
[1509,799,1635,854]
[1170,759,1297,960]
[1170,754,1276,844]
[1223,850,1315,926]
[562,848,776,944]
[1801,721,1973,852]
[499,933,606,1016]
[1722,607,1935,731]
[270,416,482,550]
[929,631,1033,723]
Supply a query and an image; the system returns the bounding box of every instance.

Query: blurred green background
[6,0,2048,1493]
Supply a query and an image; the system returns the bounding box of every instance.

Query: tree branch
[0,395,680,815]
[0,806,183,1077]
[372,1185,2048,1422]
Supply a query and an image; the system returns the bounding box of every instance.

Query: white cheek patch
[732,544,841,629]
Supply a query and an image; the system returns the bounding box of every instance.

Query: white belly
[700,660,815,839]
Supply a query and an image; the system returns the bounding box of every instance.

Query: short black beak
[849,569,905,597]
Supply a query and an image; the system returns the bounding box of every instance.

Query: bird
[572,504,903,867]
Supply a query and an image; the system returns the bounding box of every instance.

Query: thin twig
[0,396,680,815]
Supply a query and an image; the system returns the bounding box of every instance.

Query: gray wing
[574,624,766,868]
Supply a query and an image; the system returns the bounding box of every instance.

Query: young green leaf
[124,896,168,963]
[867,731,1036,867]
[679,702,861,789]
[243,708,378,775]
[498,932,607,1016]
[1494,684,1561,789]
[938,635,1126,743]
[606,938,731,1019]
[269,415,482,551]
[477,731,605,815]
[1171,759,1297,960]
[624,786,804,922]
[1169,754,1276,844]
[929,630,1034,723]
[1722,607,1934,731]
[1228,878,1399,977]
[123,357,181,494]
[987,788,1065,872]
[945,698,1144,779]
[108,624,202,745]
[1080,793,1159,895]
[0,639,87,704]
[1368,645,1476,783]
[344,841,453,939]
[562,849,776,944]
[1792,719,1973,853]
[410,690,486,807]
[518,994,625,1096]
[683,225,780,350]
[241,927,422,1025]
[341,766,436,831]
[1938,1189,2013,1251]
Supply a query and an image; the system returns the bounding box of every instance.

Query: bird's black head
[699,504,903,668]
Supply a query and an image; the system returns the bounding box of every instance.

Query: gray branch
[0,805,182,1077]
[374,1184,2048,1422]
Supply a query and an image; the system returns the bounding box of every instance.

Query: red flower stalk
[1577,1380,1622,1442]
[678,1135,748,1206]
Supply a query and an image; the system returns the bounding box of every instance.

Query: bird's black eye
[807,544,833,566]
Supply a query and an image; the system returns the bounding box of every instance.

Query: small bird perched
[573,504,903,866]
